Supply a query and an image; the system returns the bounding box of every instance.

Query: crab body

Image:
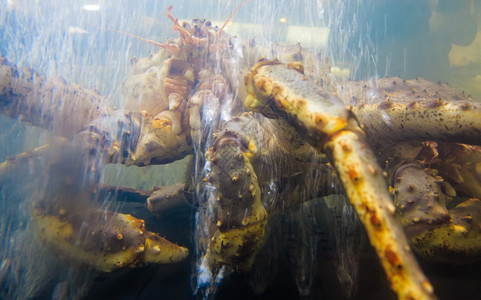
[1,6,481,300]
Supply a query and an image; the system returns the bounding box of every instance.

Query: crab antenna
[102,27,167,48]
[218,0,248,36]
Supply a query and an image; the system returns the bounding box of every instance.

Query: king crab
[1,3,481,300]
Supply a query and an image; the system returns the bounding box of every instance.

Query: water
[1,0,481,299]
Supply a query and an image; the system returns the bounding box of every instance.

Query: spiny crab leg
[356,99,481,146]
[0,56,111,139]
[199,114,281,278]
[202,129,268,272]
[244,59,435,300]
[0,139,189,273]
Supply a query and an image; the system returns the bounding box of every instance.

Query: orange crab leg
[244,59,436,300]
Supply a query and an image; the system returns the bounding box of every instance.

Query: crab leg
[0,140,63,183]
[201,128,268,273]
[0,56,111,139]
[146,182,191,215]
[244,59,435,300]
[355,98,481,146]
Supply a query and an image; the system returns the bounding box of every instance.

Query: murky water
[1,1,481,299]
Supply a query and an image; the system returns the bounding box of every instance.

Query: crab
[1,3,481,300]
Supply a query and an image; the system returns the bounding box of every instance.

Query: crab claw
[29,141,189,272]
[33,207,188,272]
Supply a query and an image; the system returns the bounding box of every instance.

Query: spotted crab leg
[244,59,436,300]
[199,117,269,277]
